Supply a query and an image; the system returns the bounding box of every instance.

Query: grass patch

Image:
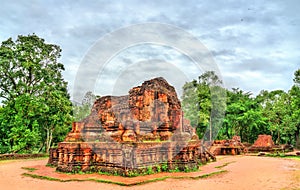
[285,156,300,161]
[46,163,56,168]
[265,154,300,160]
[215,161,235,169]
[139,170,228,181]
[60,162,203,177]
[195,170,227,179]
[21,167,37,172]
[0,153,48,161]
[22,169,228,186]
[22,173,127,185]
[129,176,170,186]
[22,173,62,182]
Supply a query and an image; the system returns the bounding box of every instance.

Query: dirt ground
[0,156,299,190]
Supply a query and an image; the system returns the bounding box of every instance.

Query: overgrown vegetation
[0,153,48,160]
[21,167,37,172]
[215,161,235,169]
[60,162,202,177]
[264,153,300,160]
[0,34,73,154]
[182,69,300,148]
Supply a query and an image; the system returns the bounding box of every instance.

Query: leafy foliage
[222,88,268,143]
[182,71,226,141]
[0,34,72,153]
[72,91,96,121]
[182,69,300,147]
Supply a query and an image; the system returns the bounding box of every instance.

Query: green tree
[220,88,268,143]
[289,69,300,147]
[0,95,41,153]
[182,68,299,146]
[257,90,289,144]
[39,90,72,152]
[182,71,226,141]
[182,80,198,128]
[73,91,96,121]
[0,34,72,153]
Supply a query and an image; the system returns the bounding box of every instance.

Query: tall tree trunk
[37,141,45,153]
[277,129,280,145]
[209,117,212,142]
[45,128,53,153]
[295,126,300,149]
[239,126,243,143]
[46,128,49,153]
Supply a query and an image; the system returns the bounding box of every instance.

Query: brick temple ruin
[248,134,275,152]
[210,136,247,155]
[48,77,215,175]
[248,134,293,153]
[210,134,294,155]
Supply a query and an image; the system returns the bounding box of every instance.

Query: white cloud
[0,0,299,100]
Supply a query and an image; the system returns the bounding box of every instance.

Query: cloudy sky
[1,0,299,101]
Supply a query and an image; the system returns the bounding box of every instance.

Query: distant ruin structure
[248,134,277,152]
[210,136,247,155]
[48,77,215,175]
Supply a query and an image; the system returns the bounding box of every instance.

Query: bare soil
[0,156,299,190]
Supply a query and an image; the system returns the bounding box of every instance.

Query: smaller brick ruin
[253,135,275,147]
[48,77,215,175]
[210,136,247,155]
[248,134,277,152]
[210,134,295,154]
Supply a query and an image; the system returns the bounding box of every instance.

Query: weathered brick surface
[210,136,247,155]
[48,77,215,175]
[252,135,275,147]
[248,134,278,152]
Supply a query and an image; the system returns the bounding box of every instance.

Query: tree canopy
[0,34,72,153]
[182,71,226,141]
[182,69,300,148]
